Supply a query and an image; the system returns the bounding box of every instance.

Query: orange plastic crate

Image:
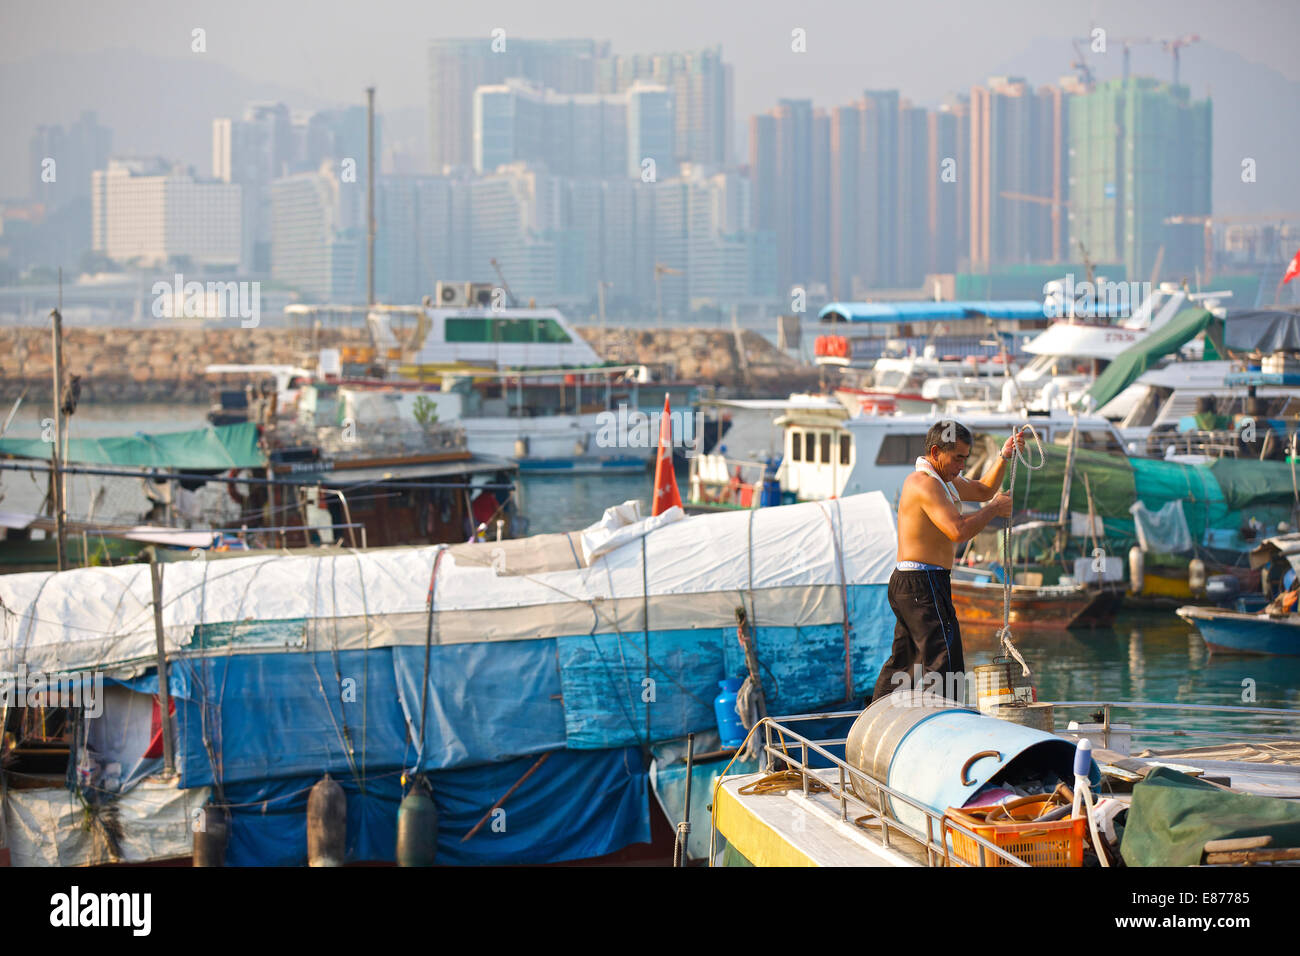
[944,806,1087,867]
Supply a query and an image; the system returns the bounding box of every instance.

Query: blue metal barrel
[846,694,1095,832]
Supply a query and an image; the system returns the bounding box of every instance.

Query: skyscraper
[626,83,676,181]
[427,37,609,171]
[749,99,826,298]
[28,111,113,210]
[1069,77,1211,279]
[213,102,294,271]
[271,164,361,302]
[968,76,1073,269]
[596,46,732,167]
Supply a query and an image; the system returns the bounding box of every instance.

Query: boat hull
[1177,606,1300,656]
[951,579,1121,630]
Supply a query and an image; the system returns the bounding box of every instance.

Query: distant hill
[0,48,331,200]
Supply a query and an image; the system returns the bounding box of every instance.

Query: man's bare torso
[897,472,959,569]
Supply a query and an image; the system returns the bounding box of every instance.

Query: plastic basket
[943,804,1086,867]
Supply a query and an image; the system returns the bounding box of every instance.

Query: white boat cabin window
[445,316,572,344]
[790,430,802,461]
[840,434,852,465]
[805,432,816,462]
[876,433,929,465]
[819,432,831,464]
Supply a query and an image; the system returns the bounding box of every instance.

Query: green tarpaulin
[1009,442,1297,554]
[0,422,265,470]
[1131,456,1228,544]
[1208,457,1300,512]
[1085,307,1221,411]
[1121,767,1300,867]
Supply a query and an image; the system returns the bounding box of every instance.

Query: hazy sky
[4,0,1298,117]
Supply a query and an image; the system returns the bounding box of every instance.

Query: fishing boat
[950,567,1124,630]
[710,698,1300,867]
[0,492,900,866]
[285,298,702,475]
[1176,605,1300,656]
[0,414,523,568]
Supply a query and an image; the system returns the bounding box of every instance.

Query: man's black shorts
[870,567,965,703]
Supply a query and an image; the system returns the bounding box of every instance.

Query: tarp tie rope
[997,424,1046,676]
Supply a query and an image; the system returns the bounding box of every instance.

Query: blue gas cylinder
[714,678,747,749]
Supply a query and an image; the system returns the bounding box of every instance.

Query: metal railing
[713,711,1027,867]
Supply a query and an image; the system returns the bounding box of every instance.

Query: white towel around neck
[914,456,961,504]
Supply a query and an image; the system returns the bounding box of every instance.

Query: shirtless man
[870,420,1025,704]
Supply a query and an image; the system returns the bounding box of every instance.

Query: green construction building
[1068,78,1211,283]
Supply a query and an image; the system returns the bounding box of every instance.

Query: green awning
[1084,307,1221,411]
[0,422,265,470]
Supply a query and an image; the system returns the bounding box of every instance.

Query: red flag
[1284,249,1300,285]
[143,695,176,759]
[651,393,682,516]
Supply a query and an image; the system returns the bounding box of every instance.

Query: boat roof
[0,421,266,469]
[704,395,844,411]
[297,456,517,485]
[818,300,1045,323]
[1023,321,1145,360]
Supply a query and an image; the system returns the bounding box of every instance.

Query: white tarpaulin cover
[3,780,209,866]
[1,492,897,677]
[580,500,686,563]
[1130,499,1193,553]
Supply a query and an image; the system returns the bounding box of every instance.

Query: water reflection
[963,609,1300,748]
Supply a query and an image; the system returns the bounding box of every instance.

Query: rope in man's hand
[997,425,1046,676]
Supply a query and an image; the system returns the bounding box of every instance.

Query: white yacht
[940,284,1233,415]
[287,297,694,474]
[688,395,1122,511]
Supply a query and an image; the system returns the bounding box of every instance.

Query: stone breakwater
[573,326,820,393]
[0,326,371,403]
[0,324,819,403]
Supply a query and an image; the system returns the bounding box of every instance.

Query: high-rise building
[29,111,113,210]
[968,76,1073,270]
[375,173,472,303]
[926,103,965,276]
[749,99,827,298]
[898,101,931,288]
[213,102,295,271]
[1069,77,1211,279]
[596,46,732,167]
[427,38,609,171]
[626,83,676,181]
[472,79,634,179]
[270,163,361,302]
[827,91,902,296]
[91,158,241,267]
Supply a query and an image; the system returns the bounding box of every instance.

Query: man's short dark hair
[926,420,972,453]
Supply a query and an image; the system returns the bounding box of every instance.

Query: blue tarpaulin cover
[219,746,649,866]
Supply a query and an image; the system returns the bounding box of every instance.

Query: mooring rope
[997,424,1046,676]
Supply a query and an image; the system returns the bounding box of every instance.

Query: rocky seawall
[0,324,819,403]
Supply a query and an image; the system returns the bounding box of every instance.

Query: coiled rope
[997,424,1046,676]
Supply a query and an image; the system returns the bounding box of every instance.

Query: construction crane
[1000,191,1072,262]
[1070,36,1096,90]
[1164,34,1199,87]
[489,258,518,308]
[654,262,682,327]
[1164,212,1300,283]
[1076,33,1199,86]
[1110,36,1159,82]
